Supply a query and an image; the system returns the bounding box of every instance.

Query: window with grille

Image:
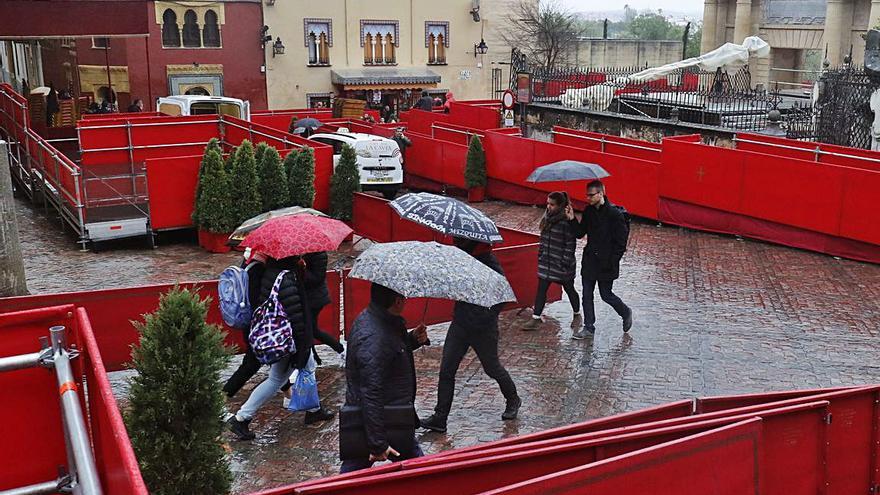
[305,20,331,65]
[425,22,449,65]
[182,9,201,47]
[361,21,398,65]
[203,10,221,47]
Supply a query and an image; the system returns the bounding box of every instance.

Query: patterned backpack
[248,270,297,365]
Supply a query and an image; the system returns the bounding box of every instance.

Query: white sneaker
[282,397,290,409]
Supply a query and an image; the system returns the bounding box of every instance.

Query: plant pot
[198,229,232,253]
[467,186,486,203]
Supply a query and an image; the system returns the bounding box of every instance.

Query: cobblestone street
[12,194,880,493]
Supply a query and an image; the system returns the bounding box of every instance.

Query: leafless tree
[501,0,583,70]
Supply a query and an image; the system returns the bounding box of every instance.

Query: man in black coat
[415,90,434,111]
[341,283,428,473]
[420,238,521,433]
[565,180,633,338]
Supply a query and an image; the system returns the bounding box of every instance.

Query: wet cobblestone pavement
[10,194,880,493]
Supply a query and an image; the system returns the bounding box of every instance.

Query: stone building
[701,0,880,89]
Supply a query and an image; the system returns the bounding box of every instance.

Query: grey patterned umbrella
[390,192,503,244]
[525,160,610,182]
[349,241,516,307]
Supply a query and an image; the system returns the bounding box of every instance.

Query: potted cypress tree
[254,141,270,168]
[288,146,316,208]
[465,134,487,202]
[125,286,233,495]
[257,145,289,212]
[329,143,361,223]
[193,148,235,253]
[194,138,222,213]
[228,140,263,230]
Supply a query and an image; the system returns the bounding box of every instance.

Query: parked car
[309,128,404,199]
[156,95,250,121]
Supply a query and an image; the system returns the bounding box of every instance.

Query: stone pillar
[701,0,719,54]
[733,0,753,44]
[869,0,880,31]
[824,0,846,66]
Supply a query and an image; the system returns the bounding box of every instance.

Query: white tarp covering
[560,36,771,109]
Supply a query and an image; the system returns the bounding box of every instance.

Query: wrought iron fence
[811,66,878,149]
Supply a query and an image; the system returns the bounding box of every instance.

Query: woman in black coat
[529,191,581,328]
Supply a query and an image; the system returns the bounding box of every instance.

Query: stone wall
[567,39,684,68]
[525,103,737,148]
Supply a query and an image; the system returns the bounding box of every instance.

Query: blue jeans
[339,436,424,473]
[236,355,295,421]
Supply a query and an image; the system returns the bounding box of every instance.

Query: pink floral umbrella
[240,215,353,259]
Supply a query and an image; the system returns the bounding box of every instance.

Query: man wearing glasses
[564,180,633,338]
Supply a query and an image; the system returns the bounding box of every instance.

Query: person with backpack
[564,180,633,339]
[526,191,581,330]
[227,255,334,441]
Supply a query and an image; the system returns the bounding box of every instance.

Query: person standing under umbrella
[421,237,521,433]
[565,180,633,338]
[527,191,581,330]
[340,283,429,472]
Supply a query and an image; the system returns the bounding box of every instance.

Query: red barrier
[736,133,880,172]
[448,101,501,130]
[550,126,662,163]
[222,116,334,211]
[399,109,450,135]
[251,109,333,133]
[1,274,343,372]
[482,419,763,495]
[145,154,201,230]
[76,307,149,494]
[0,305,83,491]
[694,386,855,413]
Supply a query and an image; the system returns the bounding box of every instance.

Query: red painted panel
[0,1,149,37]
[145,154,201,230]
[839,167,880,245]
[441,141,468,189]
[76,308,149,494]
[551,126,662,163]
[482,419,762,495]
[659,138,745,214]
[352,193,394,243]
[448,101,501,130]
[406,133,445,184]
[695,386,854,413]
[0,306,82,491]
[400,109,449,136]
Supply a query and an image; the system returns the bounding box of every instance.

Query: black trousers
[222,304,341,398]
[533,278,581,316]
[434,322,518,418]
[582,279,630,331]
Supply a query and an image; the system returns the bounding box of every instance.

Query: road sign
[503,109,515,127]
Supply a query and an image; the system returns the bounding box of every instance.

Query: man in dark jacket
[565,180,633,338]
[420,238,521,433]
[341,283,428,472]
[415,90,434,111]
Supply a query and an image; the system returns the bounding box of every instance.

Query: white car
[309,129,404,199]
[156,95,250,120]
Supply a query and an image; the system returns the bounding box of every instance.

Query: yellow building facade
[263,0,518,110]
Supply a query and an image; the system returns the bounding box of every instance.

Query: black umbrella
[525,160,610,183]
[293,117,322,130]
[390,192,503,244]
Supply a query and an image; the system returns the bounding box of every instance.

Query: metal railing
[0,326,104,495]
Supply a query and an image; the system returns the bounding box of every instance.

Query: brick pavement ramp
[14,196,880,492]
[226,202,880,494]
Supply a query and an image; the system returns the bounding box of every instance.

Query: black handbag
[338,404,417,460]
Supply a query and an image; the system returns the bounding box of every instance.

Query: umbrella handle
[420,302,431,347]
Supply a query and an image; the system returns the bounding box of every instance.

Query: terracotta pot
[467,186,486,203]
[198,229,232,253]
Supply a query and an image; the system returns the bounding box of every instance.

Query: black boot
[420,414,447,433]
[502,396,522,420]
[304,407,335,425]
[228,416,255,441]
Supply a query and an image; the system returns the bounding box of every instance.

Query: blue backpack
[249,270,297,365]
[219,263,256,329]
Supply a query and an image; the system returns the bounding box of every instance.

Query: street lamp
[273,37,286,57]
[474,39,488,58]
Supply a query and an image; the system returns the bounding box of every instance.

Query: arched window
[97,86,117,104]
[384,33,395,64]
[428,34,436,64]
[162,9,181,47]
[203,10,221,47]
[182,9,201,47]
[436,33,445,63]
[363,33,374,64]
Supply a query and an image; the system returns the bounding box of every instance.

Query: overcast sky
[557,0,704,15]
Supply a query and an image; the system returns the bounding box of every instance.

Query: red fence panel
[551,126,662,163]
[76,307,149,494]
[400,109,449,135]
[838,166,880,245]
[449,101,501,130]
[0,306,84,491]
[483,419,763,495]
[146,154,201,230]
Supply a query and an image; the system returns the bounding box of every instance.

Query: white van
[309,128,404,199]
[156,95,250,121]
